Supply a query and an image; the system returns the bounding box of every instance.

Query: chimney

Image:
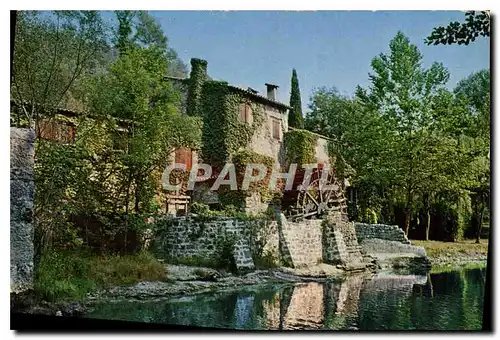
[265,83,279,101]
[190,58,208,78]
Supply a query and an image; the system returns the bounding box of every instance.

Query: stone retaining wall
[10,128,35,294]
[359,239,426,257]
[323,212,363,266]
[153,216,417,272]
[355,223,410,244]
[152,216,259,271]
[279,215,323,268]
[153,214,328,271]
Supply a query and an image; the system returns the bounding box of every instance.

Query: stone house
[166,58,333,214]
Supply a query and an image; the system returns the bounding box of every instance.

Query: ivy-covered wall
[199,81,266,167]
[283,129,318,166]
[217,149,279,209]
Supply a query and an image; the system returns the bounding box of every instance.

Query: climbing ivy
[186,58,207,117]
[327,140,355,181]
[283,129,318,165]
[200,81,265,167]
[217,149,276,207]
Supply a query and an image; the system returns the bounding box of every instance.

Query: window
[36,120,75,143]
[272,118,281,140]
[238,103,253,124]
[175,147,193,171]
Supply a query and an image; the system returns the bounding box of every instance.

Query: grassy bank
[412,239,489,267]
[34,248,168,302]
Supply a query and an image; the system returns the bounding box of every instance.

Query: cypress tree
[288,69,304,128]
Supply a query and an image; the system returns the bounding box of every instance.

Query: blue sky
[146,11,489,112]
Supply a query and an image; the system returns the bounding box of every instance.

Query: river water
[87,266,487,331]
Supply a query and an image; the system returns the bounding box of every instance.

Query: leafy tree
[33,28,200,255]
[115,10,136,54]
[84,46,182,213]
[306,87,394,222]
[453,70,490,243]
[305,87,352,139]
[11,10,108,126]
[112,10,187,77]
[426,11,490,46]
[288,68,304,128]
[355,32,452,235]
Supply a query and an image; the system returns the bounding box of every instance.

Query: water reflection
[87,267,486,331]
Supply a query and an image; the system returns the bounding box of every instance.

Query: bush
[215,232,238,273]
[34,248,167,302]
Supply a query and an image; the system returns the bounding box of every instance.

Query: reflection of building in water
[260,274,429,330]
[282,283,325,329]
[234,295,255,329]
[261,277,365,330]
[335,275,363,315]
[362,273,428,297]
[262,293,281,330]
[357,273,429,330]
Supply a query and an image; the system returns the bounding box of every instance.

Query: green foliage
[34,248,167,302]
[199,81,230,164]
[165,114,203,151]
[354,32,455,233]
[283,129,318,165]
[214,232,238,272]
[224,149,277,206]
[186,58,207,116]
[190,202,213,216]
[253,250,280,269]
[307,32,489,241]
[248,219,280,269]
[305,87,353,139]
[115,10,136,54]
[362,208,378,224]
[81,45,189,216]
[32,24,199,255]
[431,192,471,242]
[288,69,304,128]
[426,11,490,46]
[166,256,218,268]
[112,10,187,77]
[189,202,274,222]
[11,11,108,126]
[200,81,265,167]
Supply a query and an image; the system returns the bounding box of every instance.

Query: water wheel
[284,167,348,221]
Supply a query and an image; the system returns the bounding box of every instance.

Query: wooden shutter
[239,103,246,122]
[36,120,75,143]
[238,103,253,124]
[272,119,281,140]
[175,147,193,171]
[245,105,253,124]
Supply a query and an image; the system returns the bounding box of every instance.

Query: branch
[41,14,61,109]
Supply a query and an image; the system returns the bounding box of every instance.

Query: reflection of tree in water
[86,267,486,331]
[358,268,485,330]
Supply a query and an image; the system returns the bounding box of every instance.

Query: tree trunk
[134,184,140,214]
[404,208,411,236]
[425,209,431,241]
[404,185,413,236]
[476,200,485,244]
[423,193,431,241]
[427,272,434,298]
[124,174,132,253]
[10,11,16,87]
